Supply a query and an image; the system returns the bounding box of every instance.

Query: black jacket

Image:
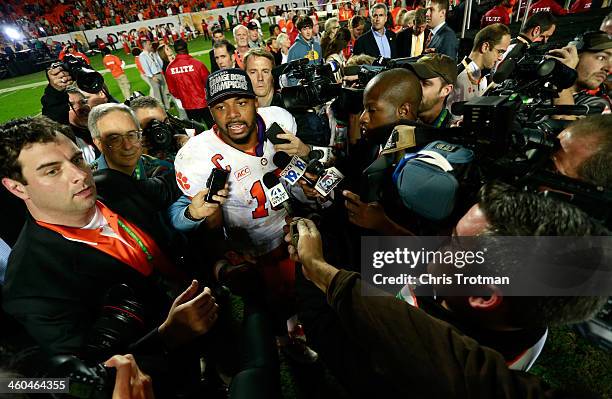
[396,27,431,58]
[426,23,458,61]
[2,169,183,359]
[353,29,397,59]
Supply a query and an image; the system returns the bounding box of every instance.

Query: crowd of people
[0,0,258,38]
[1,0,612,398]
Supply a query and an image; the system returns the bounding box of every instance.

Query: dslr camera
[49,54,104,94]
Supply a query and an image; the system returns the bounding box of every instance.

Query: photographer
[1,117,218,395]
[552,31,611,112]
[88,103,174,179]
[129,95,191,156]
[552,114,612,186]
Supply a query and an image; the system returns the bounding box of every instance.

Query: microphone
[262,172,292,215]
[272,151,315,186]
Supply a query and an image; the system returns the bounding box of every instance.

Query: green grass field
[0,33,233,124]
[0,28,611,399]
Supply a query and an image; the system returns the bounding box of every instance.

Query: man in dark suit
[397,9,430,58]
[425,0,458,60]
[353,3,397,59]
[0,116,219,394]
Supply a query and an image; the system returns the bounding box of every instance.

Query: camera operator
[407,54,456,127]
[552,114,612,187]
[0,117,219,395]
[494,11,557,76]
[551,31,611,112]
[88,103,174,179]
[447,23,511,115]
[287,16,323,85]
[342,68,422,234]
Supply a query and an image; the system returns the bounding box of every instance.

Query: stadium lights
[3,26,24,41]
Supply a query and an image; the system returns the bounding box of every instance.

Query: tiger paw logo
[306,50,319,61]
[176,171,191,191]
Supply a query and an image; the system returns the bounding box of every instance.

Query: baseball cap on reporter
[205,68,256,106]
[407,54,458,85]
[571,31,612,53]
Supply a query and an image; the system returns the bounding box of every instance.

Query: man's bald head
[366,68,422,118]
[360,69,422,143]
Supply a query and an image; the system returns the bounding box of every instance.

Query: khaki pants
[115,73,132,101]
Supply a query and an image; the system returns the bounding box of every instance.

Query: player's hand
[47,66,73,91]
[187,184,229,220]
[159,280,219,347]
[343,190,387,231]
[104,354,155,399]
[546,45,579,69]
[274,133,311,158]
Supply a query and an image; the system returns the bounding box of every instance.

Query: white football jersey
[174,106,297,255]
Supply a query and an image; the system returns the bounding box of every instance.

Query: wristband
[184,206,207,222]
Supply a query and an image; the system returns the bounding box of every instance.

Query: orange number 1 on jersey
[250,180,269,219]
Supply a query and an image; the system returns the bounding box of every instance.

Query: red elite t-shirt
[165,53,210,109]
[481,5,510,27]
[528,0,567,16]
[570,0,591,13]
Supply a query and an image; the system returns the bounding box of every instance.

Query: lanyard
[117,218,153,262]
[433,108,448,128]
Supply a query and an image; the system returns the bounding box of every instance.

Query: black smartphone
[266,122,290,145]
[205,168,229,203]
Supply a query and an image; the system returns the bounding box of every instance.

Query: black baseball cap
[247,21,259,30]
[206,68,256,106]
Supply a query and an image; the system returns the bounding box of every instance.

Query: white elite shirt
[174,106,297,255]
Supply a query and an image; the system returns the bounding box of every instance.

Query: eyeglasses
[103,130,142,148]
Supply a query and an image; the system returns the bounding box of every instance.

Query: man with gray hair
[88,103,173,179]
[353,3,397,58]
[233,24,250,68]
